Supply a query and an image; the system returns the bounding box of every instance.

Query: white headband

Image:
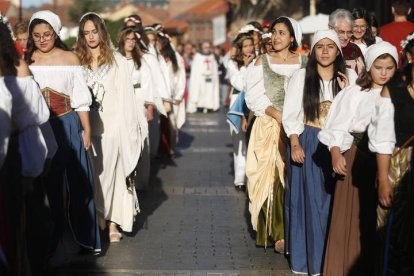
[364,41,398,71]
[276,16,302,47]
[311,29,342,55]
[79,12,105,24]
[29,10,61,36]
[238,24,261,35]
[124,17,141,24]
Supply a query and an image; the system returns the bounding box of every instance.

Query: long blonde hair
[75,13,113,67]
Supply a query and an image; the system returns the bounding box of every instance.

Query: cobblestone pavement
[55,110,293,276]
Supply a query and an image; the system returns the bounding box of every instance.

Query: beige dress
[85,52,141,232]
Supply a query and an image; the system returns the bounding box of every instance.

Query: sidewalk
[55,110,293,275]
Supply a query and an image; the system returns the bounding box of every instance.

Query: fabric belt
[41,87,72,118]
[133,83,141,89]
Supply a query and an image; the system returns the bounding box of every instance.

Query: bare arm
[289,134,305,164]
[265,106,282,124]
[77,111,91,150]
[377,153,393,207]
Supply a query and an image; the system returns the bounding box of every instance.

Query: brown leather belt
[41,87,72,118]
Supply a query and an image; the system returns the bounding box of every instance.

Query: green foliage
[105,19,125,46]
[68,0,103,23]
[64,36,77,49]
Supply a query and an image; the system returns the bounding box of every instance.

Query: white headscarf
[364,41,398,71]
[311,29,342,55]
[29,10,61,36]
[275,16,302,47]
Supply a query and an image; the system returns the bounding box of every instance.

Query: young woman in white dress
[76,12,141,242]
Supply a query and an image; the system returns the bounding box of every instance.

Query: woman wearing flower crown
[76,12,141,243]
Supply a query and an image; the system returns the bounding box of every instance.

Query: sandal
[275,239,285,254]
[109,231,122,243]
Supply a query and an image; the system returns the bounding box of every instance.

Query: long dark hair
[303,46,346,122]
[232,33,254,69]
[24,18,69,65]
[357,53,398,90]
[271,17,299,52]
[351,8,376,47]
[118,27,142,69]
[158,34,178,73]
[0,21,20,76]
[124,14,150,48]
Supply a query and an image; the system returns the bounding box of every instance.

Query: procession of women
[1,0,414,275]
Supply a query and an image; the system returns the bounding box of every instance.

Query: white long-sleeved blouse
[368,96,396,154]
[29,66,92,111]
[127,57,155,105]
[317,84,394,154]
[226,60,248,92]
[245,56,301,116]
[167,53,186,101]
[5,76,52,177]
[283,68,358,137]
[0,78,12,168]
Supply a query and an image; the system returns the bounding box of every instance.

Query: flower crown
[238,24,262,35]
[400,33,414,50]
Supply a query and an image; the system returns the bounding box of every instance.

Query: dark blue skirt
[45,111,101,252]
[285,125,335,275]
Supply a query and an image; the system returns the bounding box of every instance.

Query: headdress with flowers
[238,24,262,35]
[400,33,414,50]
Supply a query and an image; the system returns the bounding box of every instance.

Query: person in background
[261,21,271,34]
[381,0,414,68]
[329,8,365,75]
[369,14,382,41]
[13,21,29,55]
[351,8,376,55]
[247,21,263,55]
[187,41,220,113]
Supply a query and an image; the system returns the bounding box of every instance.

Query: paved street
[56,110,293,276]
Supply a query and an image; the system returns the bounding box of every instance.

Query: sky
[21,0,51,8]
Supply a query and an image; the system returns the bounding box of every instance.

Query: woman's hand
[174,99,182,105]
[291,143,305,164]
[331,147,347,175]
[378,178,393,208]
[241,117,248,132]
[82,130,91,150]
[243,53,255,66]
[146,105,154,122]
[337,71,349,90]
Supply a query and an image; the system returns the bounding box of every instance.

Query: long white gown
[187,52,220,113]
[84,52,141,232]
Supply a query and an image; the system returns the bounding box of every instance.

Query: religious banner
[212,15,226,46]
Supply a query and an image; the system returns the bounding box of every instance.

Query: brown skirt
[323,145,378,276]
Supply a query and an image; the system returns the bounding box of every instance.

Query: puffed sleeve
[368,96,395,154]
[0,80,12,168]
[71,67,92,112]
[318,86,356,152]
[141,60,155,105]
[282,69,306,137]
[227,60,246,92]
[245,64,272,116]
[174,53,186,101]
[5,76,49,130]
[39,122,58,159]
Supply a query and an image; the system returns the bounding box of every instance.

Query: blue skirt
[45,111,101,252]
[285,125,335,275]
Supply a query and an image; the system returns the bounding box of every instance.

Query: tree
[68,0,104,23]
